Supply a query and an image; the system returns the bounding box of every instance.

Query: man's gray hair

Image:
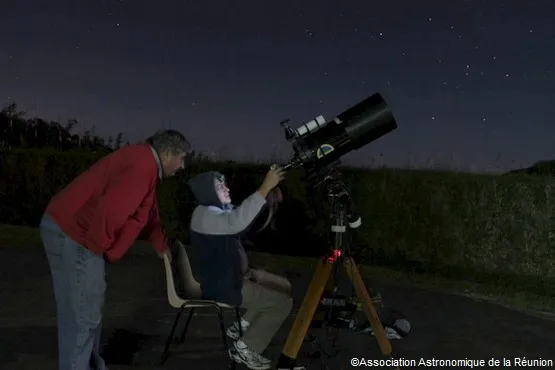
[146,129,191,155]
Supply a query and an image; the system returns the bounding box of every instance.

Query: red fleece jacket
[45,143,168,263]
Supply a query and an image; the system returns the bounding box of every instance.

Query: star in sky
[1,0,555,171]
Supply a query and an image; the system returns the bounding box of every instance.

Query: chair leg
[178,307,196,343]
[160,307,185,366]
[215,306,237,369]
[216,306,229,353]
[235,307,243,337]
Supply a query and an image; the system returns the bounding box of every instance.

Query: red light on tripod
[327,249,342,262]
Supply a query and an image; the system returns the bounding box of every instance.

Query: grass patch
[0,223,42,247]
[5,150,555,297]
[244,254,555,320]
[3,223,554,320]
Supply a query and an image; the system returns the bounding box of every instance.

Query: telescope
[280,93,397,175]
[278,92,398,231]
[274,93,401,370]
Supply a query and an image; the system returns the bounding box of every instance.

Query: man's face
[214,177,231,204]
[160,150,188,177]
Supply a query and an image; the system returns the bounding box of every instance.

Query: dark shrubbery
[2,148,555,295]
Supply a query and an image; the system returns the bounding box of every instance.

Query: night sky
[2,0,554,173]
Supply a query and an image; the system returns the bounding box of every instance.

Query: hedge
[2,148,555,294]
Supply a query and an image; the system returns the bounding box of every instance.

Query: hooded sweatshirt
[188,171,267,306]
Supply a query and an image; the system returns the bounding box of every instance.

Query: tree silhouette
[114,132,124,149]
[0,101,210,161]
[0,101,123,151]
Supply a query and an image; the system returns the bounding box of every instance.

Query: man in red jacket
[39,129,191,370]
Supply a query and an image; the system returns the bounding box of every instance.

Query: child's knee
[280,295,293,313]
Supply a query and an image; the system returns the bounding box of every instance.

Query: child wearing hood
[188,165,302,370]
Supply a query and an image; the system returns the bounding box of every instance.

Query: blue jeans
[40,214,107,370]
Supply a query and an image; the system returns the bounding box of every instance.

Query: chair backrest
[163,240,202,308]
[162,251,183,308]
[174,240,202,298]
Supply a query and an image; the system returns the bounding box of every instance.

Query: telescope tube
[287,93,397,173]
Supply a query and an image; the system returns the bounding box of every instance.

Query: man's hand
[157,247,172,262]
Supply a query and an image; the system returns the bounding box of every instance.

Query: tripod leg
[277,259,334,367]
[342,257,393,357]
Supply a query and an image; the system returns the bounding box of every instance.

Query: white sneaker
[253,352,272,365]
[228,341,271,370]
[226,320,249,340]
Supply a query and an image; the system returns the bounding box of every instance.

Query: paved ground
[2,244,555,370]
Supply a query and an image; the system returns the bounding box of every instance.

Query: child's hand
[260,165,286,196]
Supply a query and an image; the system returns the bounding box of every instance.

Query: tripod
[275,180,400,370]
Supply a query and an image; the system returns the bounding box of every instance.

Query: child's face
[214,177,231,204]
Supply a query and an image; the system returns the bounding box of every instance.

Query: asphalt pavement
[1,244,555,370]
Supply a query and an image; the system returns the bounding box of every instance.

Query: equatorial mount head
[310,162,362,230]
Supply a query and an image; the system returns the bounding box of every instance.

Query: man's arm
[111,195,168,260]
[141,197,168,255]
[86,166,154,253]
[191,191,267,235]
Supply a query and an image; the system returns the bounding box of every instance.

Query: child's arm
[191,165,286,236]
[191,191,267,235]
